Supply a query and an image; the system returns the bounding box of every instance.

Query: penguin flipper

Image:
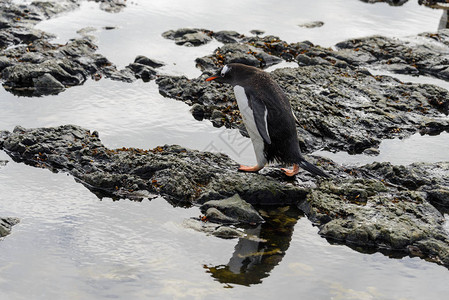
[247,92,272,145]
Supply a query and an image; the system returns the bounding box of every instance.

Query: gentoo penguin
[206,63,328,177]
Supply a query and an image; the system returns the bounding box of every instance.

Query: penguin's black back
[232,64,302,164]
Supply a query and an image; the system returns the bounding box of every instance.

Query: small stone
[134,55,165,68]
[298,21,324,28]
[362,147,380,156]
[0,217,20,237]
[250,29,265,35]
[190,103,205,120]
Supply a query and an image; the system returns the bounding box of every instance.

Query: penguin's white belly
[233,85,267,166]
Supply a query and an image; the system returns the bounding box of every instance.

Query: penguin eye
[221,65,230,77]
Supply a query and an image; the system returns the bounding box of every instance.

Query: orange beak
[205,76,218,81]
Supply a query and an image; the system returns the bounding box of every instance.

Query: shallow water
[2,0,449,299]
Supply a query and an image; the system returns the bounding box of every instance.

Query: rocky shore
[1,0,449,270]
[1,125,448,267]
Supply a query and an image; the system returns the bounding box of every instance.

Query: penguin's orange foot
[281,164,300,177]
[238,165,263,173]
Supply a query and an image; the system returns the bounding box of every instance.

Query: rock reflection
[205,206,303,286]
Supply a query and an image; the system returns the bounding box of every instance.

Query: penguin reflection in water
[206,63,328,177]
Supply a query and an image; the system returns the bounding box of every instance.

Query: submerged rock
[0,217,20,237]
[183,218,245,239]
[201,194,265,224]
[133,55,165,68]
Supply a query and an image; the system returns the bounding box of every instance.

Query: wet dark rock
[156,65,449,154]
[162,28,213,46]
[163,28,246,46]
[134,55,165,68]
[32,73,66,95]
[0,0,145,96]
[183,218,245,239]
[88,0,127,13]
[428,187,449,207]
[298,21,324,28]
[205,205,301,284]
[0,217,20,237]
[360,0,409,5]
[126,63,157,82]
[201,194,265,224]
[0,125,310,205]
[335,29,449,81]
[213,30,242,44]
[190,103,205,120]
[299,161,449,267]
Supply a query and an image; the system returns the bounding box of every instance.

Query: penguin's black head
[205,64,234,84]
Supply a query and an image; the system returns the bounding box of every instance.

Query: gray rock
[156,65,449,154]
[162,28,213,46]
[201,194,265,224]
[0,1,139,96]
[298,21,324,28]
[32,73,66,94]
[2,125,449,268]
[190,103,205,120]
[183,218,245,239]
[126,63,157,82]
[0,125,310,204]
[195,43,282,72]
[134,55,165,68]
[250,29,265,36]
[428,187,449,206]
[0,217,20,237]
[335,30,449,81]
[299,161,449,267]
[213,30,242,44]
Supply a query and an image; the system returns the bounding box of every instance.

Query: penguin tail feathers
[298,159,330,178]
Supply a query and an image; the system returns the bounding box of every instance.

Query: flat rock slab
[335,29,449,81]
[1,124,449,268]
[0,125,311,205]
